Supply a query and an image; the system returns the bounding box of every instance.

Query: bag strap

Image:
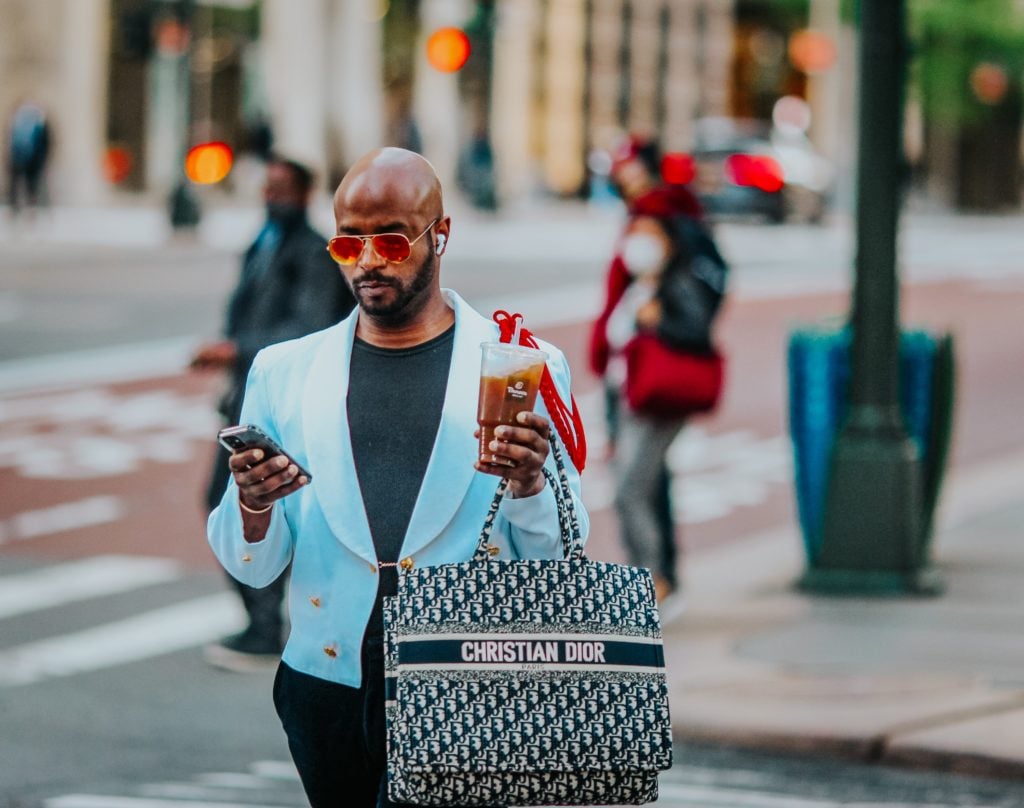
[473,434,585,562]
[492,310,587,472]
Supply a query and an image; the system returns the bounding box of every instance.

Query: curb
[671,723,1024,782]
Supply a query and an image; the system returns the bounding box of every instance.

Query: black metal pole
[850,0,903,422]
[803,0,939,595]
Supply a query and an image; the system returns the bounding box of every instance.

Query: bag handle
[492,310,587,472]
[473,434,585,562]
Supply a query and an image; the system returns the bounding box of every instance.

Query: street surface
[2,203,1024,805]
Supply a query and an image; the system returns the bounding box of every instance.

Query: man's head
[263,156,314,224]
[331,148,451,324]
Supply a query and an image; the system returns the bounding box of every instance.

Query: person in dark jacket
[192,155,356,670]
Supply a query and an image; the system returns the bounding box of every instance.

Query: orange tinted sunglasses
[327,217,440,265]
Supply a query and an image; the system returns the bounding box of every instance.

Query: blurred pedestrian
[207,147,586,807]
[589,136,724,608]
[192,155,355,671]
[7,100,51,216]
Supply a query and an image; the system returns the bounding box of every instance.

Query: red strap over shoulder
[492,310,587,472]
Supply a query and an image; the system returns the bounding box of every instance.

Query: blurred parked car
[687,117,833,223]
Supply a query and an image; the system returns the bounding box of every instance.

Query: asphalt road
[2,209,1024,805]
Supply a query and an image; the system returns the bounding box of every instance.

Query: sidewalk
[665,448,1024,780]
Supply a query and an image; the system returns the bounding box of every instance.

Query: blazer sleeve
[495,346,590,560]
[207,358,295,587]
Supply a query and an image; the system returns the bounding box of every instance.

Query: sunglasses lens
[328,236,363,264]
[372,234,412,263]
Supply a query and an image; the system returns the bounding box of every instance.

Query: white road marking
[575,388,791,524]
[248,760,302,781]
[0,496,125,544]
[658,781,835,806]
[0,337,198,394]
[0,555,181,619]
[0,387,218,480]
[193,772,278,788]
[46,797,295,808]
[0,592,245,687]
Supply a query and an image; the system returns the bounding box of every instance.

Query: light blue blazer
[207,290,590,687]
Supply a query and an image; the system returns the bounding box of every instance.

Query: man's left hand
[474,411,551,498]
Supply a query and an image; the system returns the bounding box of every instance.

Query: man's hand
[230,448,308,513]
[474,412,551,498]
[190,340,238,371]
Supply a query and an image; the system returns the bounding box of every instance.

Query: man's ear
[436,233,447,255]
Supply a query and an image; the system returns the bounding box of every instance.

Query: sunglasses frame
[327,217,441,265]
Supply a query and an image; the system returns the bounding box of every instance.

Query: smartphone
[217,424,313,482]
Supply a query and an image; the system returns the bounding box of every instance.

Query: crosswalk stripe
[248,760,301,781]
[657,782,835,807]
[0,592,245,686]
[0,555,181,619]
[46,796,295,808]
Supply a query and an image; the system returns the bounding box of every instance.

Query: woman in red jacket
[589,136,706,608]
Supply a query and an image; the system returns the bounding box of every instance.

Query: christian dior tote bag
[384,438,673,806]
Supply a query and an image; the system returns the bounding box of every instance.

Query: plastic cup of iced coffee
[477,342,548,467]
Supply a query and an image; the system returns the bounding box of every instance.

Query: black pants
[274,644,499,808]
[273,643,414,808]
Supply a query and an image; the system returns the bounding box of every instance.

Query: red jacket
[588,184,703,376]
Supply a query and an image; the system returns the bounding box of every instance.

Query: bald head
[334,147,443,222]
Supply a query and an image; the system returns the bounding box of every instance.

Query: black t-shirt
[347,324,455,639]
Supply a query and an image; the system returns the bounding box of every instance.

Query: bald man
[207,148,589,807]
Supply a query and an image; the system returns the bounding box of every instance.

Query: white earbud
[436,234,447,255]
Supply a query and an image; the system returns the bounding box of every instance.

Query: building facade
[2,0,848,207]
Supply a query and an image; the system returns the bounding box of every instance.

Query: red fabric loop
[493,311,587,472]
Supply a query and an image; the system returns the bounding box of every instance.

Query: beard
[350,252,436,322]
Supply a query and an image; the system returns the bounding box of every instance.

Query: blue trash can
[788,327,954,565]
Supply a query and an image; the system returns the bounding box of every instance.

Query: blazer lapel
[400,291,496,559]
[302,313,378,564]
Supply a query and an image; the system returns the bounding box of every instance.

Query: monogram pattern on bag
[388,768,659,807]
[392,559,662,637]
[384,561,672,806]
[395,673,672,770]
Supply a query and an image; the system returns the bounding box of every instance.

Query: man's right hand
[230,448,308,514]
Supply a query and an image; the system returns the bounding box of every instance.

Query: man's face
[263,163,305,210]
[333,212,438,322]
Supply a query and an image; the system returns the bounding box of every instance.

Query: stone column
[326,0,384,172]
[492,0,541,203]
[699,0,735,119]
[626,0,663,137]
[588,0,625,151]
[663,0,699,150]
[542,0,587,194]
[58,0,110,204]
[261,0,328,176]
[807,0,843,162]
[413,0,471,194]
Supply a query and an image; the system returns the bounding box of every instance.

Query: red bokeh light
[725,154,785,193]
[185,141,233,185]
[426,27,471,73]
[102,145,133,184]
[788,29,837,75]
[970,62,1009,105]
[661,152,696,185]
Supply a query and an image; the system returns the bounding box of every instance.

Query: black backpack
[655,215,729,352]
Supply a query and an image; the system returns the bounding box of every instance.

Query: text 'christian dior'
[460,640,607,663]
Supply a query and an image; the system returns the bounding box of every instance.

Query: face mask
[621,233,667,275]
[266,201,304,225]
